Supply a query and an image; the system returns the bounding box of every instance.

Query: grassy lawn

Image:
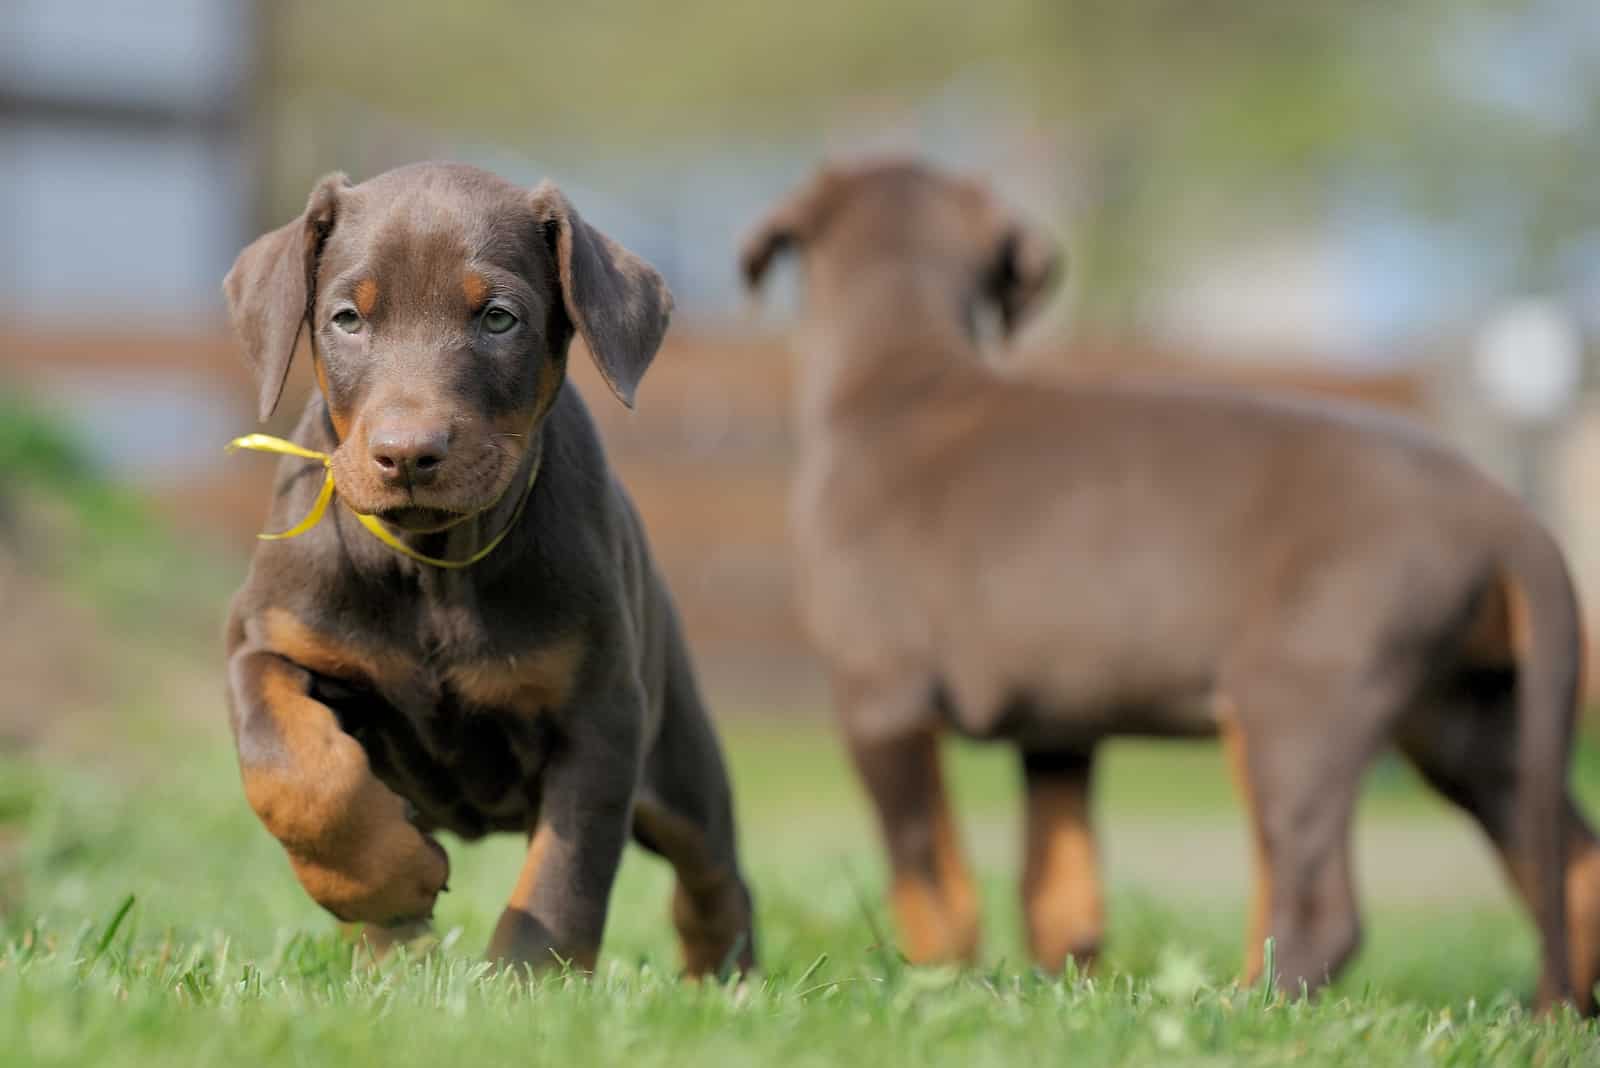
[3,721,1600,1067]
[4,401,1600,1065]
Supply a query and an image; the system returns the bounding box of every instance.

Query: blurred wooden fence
[2,327,1434,706]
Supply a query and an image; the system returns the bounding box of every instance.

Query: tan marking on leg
[933,802,980,960]
[488,824,597,973]
[889,801,979,965]
[462,271,490,311]
[1023,777,1103,972]
[242,658,446,924]
[669,879,751,977]
[507,823,557,912]
[850,727,980,965]
[1567,820,1600,1012]
[354,278,379,318]
[445,634,585,711]
[1220,703,1270,983]
[634,798,753,977]
[891,874,951,964]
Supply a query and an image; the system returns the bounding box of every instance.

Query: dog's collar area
[225,433,541,569]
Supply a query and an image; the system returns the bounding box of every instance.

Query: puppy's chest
[266,608,584,838]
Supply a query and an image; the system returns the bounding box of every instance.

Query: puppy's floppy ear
[739,169,837,292]
[987,221,1062,337]
[531,181,673,409]
[222,172,349,421]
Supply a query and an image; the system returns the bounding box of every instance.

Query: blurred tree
[1015,0,1596,334]
[265,0,1597,338]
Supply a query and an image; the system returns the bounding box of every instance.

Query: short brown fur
[848,726,979,964]
[223,162,754,976]
[311,356,351,440]
[1022,766,1104,972]
[238,657,447,925]
[744,158,1596,1011]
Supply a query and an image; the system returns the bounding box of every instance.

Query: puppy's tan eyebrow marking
[462,270,491,311]
[354,278,380,317]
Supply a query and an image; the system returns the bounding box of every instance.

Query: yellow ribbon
[225,433,540,569]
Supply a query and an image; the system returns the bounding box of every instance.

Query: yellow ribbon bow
[225,433,539,569]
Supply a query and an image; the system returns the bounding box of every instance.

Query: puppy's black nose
[369,425,450,486]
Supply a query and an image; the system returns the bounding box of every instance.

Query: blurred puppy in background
[741,158,1598,1012]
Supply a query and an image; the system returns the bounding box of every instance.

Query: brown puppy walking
[742,158,1599,1011]
[222,162,754,976]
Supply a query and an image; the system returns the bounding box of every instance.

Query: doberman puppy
[741,158,1600,1011]
[222,162,754,976]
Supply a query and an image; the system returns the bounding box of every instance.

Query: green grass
[0,393,236,632]
[4,725,1599,1067]
[4,398,1599,1064]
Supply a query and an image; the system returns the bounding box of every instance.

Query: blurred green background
[260,0,1600,334]
[7,0,1600,708]
[4,3,1600,1056]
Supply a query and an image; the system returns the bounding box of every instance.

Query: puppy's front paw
[400,828,451,915]
[292,822,450,926]
[364,822,451,924]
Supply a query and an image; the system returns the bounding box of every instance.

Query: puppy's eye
[482,307,518,335]
[332,309,363,333]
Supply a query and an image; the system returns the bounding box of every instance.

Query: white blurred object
[1473,299,1585,424]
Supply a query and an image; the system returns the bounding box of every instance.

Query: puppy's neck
[793,264,979,441]
[405,433,545,577]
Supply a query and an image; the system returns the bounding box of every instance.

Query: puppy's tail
[1504,519,1582,1008]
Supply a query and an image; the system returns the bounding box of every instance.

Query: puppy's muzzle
[368,423,451,488]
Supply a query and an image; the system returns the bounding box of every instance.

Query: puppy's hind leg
[1399,673,1600,1014]
[1564,801,1600,1016]
[1221,653,1412,997]
[633,635,756,978]
[840,675,980,965]
[1020,746,1104,973]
